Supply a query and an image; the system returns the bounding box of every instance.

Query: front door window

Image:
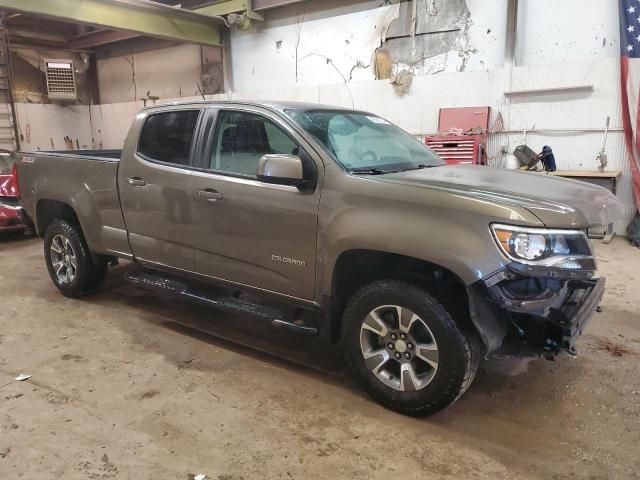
[209,110,299,177]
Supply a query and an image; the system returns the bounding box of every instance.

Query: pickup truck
[14,101,622,415]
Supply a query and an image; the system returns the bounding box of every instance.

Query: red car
[0,152,27,233]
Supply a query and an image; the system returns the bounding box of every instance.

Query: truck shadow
[89,262,357,390]
[85,262,574,421]
[0,230,34,245]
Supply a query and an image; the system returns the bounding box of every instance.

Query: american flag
[620,0,640,211]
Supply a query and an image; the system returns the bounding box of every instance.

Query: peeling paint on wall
[228,0,482,96]
[229,1,401,92]
[377,0,473,87]
[390,69,413,96]
[80,0,619,105]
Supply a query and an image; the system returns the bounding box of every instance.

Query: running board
[125,271,318,335]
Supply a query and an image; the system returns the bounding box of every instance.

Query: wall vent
[45,59,77,101]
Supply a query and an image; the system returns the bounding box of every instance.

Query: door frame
[193,104,326,181]
[185,104,327,304]
[133,107,207,172]
[119,106,207,270]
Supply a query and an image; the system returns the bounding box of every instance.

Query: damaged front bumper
[468,267,605,360]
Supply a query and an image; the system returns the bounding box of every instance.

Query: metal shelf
[504,85,594,97]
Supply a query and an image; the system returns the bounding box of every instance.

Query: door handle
[127,177,146,187]
[195,188,223,202]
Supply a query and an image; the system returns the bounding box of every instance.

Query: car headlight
[490,223,595,271]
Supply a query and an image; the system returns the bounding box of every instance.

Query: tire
[341,279,479,416]
[43,219,108,298]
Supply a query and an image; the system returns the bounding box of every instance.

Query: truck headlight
[491,223,595,271]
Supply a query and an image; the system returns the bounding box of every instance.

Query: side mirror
[257,154,304,187]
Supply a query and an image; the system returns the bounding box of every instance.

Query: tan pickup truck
[14,101,622,415]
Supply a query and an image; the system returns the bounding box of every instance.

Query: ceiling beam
[9,34,72,50]
[70,29,140,49]
[252,0,307,11]
[0,0,224,46]
[192,0,307,14]
[194,0,250,16]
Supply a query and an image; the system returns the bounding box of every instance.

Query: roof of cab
[141,99,361,114]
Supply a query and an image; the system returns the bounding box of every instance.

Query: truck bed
[16,150,132,258]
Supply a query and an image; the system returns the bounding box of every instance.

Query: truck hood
[377,165,624,228]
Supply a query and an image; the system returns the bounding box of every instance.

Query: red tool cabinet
[424,107,490,166]
[424,135,486,165]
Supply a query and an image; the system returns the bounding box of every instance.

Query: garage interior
[0,0,639,479]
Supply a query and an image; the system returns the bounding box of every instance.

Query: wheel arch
[327,249,478,345]
[36,199,81,236]
[36,199,111,265]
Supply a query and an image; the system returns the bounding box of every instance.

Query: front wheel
[342,280,479,416]
[44,219,108,298]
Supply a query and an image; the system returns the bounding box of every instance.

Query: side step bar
[125,271,319,335]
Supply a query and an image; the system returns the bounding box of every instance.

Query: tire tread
[341,279,479,416]
[43,219,107,297]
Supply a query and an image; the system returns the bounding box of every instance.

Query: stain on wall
[97,43,223,104]
[200,45,224,95]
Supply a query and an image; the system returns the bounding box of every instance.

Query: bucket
[505,154,520,170]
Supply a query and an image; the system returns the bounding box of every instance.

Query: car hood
[376,165,624,228]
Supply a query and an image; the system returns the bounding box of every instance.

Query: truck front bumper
[468,273,605,360]
[545,278,605,356]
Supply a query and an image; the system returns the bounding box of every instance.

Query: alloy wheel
[360,305,439,392]
[50,234,77,284]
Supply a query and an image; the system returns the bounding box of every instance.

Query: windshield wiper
[349,167,397,175]
[403,164,438,171]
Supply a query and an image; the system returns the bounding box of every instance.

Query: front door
[189,107,322,301]
[118,108,201,271]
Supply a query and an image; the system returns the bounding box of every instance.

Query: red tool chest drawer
[424,135,486,165]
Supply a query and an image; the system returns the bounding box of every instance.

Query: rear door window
[137,110,200,166]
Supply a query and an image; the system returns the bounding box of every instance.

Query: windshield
[286,109,444,173]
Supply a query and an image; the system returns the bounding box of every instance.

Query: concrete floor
[0,235,638,480]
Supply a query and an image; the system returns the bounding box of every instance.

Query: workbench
[548,170,621,243]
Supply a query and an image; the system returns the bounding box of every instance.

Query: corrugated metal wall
[485,57,633,233]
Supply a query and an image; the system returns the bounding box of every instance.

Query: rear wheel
[44,219,107,298]
[342,280,479,416]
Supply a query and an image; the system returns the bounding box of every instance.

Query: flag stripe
[620,0,640,213]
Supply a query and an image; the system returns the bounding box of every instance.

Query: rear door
[188,106,323,301]
[118,108,201,271]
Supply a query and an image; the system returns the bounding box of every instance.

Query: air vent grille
[45,59,77,101]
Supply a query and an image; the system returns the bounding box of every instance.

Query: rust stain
[374,48,393,80]
[596,338,630,357]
